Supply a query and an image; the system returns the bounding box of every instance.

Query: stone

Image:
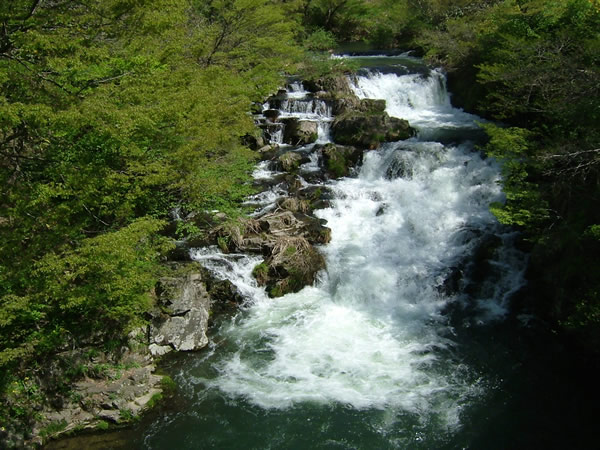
[281,118,319,145]
[319,143,362,178]
[156,273,209,316]
[152,310,209,351]
[255,236,326,298]
[150,272,211,352]
[278,151,303,172]
[331,111,415,149]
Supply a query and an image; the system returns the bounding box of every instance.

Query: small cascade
[259,80,333,146]
[351,69,484,143]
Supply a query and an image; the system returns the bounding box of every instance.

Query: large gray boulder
[149,273,211,354]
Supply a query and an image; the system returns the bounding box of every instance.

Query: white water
[191,65,526,429]
[351,69,483,142]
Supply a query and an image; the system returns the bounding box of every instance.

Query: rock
[319,143,362,178]
[149,343,172,357]
[241,133,265,150]
[281,118,318,145]
[303,74,355,97]
[151,272,211,352]
[297,185,333,211]
[254,236,326,298]
[331,111,415,149]
[278,151,303,172]
[153,309,208,351]
[155,273,208,316]
[263,109,280,121]
[276,197,311,214]
[256,144,279,161]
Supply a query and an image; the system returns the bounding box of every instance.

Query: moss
[327,154,348,178]
[252,262,269,285]
[217,236,229,253]
[269,285,284,298]
[118,408,138,423]
[96,420,109,431]
[159,375,177,393]
[40,419,68,438]
[146,392,163,409]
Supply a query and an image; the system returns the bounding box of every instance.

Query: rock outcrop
[210,210,330,298]
[253,236,326,297]
[148,270,213,356]
[319,143,363,178]
[331,112,414,149]
[281,118,319,145]
[27,333,164,447]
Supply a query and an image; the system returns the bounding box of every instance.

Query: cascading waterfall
[125,56,530,449]
[351,69,484,143]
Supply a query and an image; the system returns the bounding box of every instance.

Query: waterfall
[351,69,484,143]
[136,56,528,449]
[196,66,523,415]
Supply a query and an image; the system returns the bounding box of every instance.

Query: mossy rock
[252,237,325,298]
[281,118,319,146]
[331,112,415,149]
[278,152,303,172]
[320,143,362,178]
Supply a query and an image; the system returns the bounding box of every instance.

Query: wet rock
[276,197,311,214]
[254,237,326,298]
[331,112,415,149]
[281,118,319,145]
[263,109,280,121]
[278,151,303,172]
[303,74,355,97]
[296,185,334,211]
[319,143,363,178]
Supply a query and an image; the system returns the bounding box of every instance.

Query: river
[47,53,596,450]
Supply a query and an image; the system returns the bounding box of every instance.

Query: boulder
[331,111,415,149]
[241,133,265,150]
[150,273,211,352]
[278,151,303,172]
[263,109,280,121]
[319,143,363,178]
[253,237,326,298]
[281,118,319,145]
[303,74,355,97]
[152,309,209,351]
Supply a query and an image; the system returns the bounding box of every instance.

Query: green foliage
[146,392,164,410]
[252,262,269,284]
[304,29,338,51]
[40,420,68,438]
[0,0,307,435]
[481,124,549,229]
[118,408,137,423]
[96,420,110,431]
[159,375,177,393]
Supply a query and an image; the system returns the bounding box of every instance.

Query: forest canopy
[0,0,305,381]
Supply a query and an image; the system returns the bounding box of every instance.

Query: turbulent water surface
[48,54,596,450]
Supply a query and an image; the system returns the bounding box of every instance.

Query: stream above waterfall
[47,53,597,450]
